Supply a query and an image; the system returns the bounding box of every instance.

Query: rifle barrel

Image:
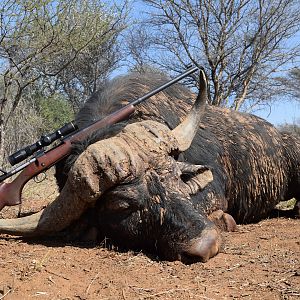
[131,66,198,106]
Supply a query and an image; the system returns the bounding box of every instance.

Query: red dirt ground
[0,173,299,300]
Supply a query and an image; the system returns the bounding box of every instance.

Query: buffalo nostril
[184,228,221,262]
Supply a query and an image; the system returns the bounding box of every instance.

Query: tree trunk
[0,119,6,167]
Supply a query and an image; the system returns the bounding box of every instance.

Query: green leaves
[36,94,74,132]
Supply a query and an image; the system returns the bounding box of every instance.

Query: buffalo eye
[104,199,131,211]
[101,181,145,213]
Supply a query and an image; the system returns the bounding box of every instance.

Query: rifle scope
[8,122,78,166]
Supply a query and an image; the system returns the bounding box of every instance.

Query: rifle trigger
[34,172,47,183]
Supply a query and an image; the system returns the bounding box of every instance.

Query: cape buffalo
[0,69,299,263]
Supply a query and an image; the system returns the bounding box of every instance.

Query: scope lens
[8,149,28,166]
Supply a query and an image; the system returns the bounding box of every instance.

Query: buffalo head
[0,70,221,263]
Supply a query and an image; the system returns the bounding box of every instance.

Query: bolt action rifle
[0,65,198,211]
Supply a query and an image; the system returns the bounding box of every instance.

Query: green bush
[36,95,75,133]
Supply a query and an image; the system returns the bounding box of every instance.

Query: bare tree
[277,67,300,100]
[37,0,129,109]
[135,0,300,110]
[125,26,153,72]
[0,0,128,164]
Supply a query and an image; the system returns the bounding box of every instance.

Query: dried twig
[122,288,127,300]
[0,288,13,300]
[85,271,101,295]
[45,269,70,280]
[138,288,204,299]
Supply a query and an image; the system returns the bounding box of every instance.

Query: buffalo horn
[172,69,208,151]
[0,139,140,236]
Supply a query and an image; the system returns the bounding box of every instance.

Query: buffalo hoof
[208,210,237,232]
[181,227,221,263]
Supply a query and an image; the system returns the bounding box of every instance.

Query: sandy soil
[0,173,299,300]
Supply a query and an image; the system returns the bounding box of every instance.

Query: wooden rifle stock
[0,65,198,211]
[0,105,135,211]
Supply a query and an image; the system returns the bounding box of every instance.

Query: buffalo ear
[177,162,213,195]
